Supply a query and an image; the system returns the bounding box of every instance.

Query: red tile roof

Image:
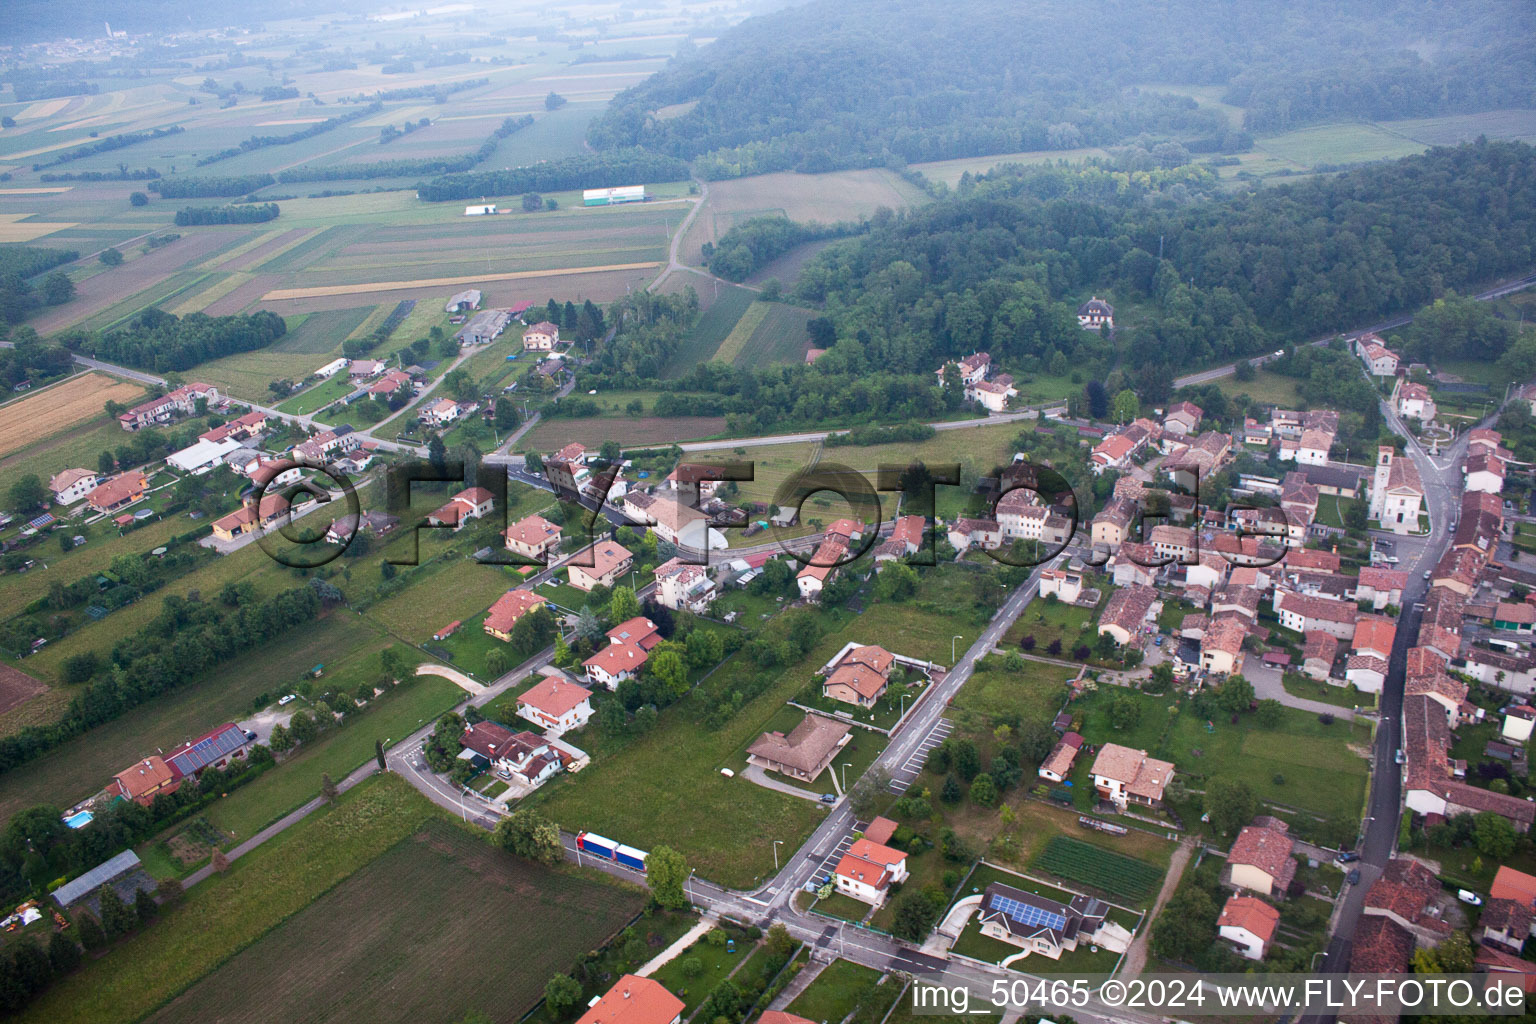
[1218,895,1279,943]
[576,976,683,1024]
[1228,819,1296,890]
[518,676,592,718]
[483,589,548,635]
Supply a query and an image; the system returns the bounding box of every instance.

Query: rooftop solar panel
[987,892,1068,932]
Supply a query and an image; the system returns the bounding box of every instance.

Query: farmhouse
[654,558,716,613]
[1163,400,1203,437]
[568,541,635,592]
[1397,381,1436,421]
[166,723,251,778]
[975,882,1128,960]
[87,472,148,514]
[1200,615,1247,676]
[369,369,414,396]
[523,321,560,350]
[1357,334,1401,376]
[118,382,219,430]
[455,308,512,346]
[483,588,549,642]
[1361,857,1454,944]
[1090,742,1174,809]
[1219,895,1280,961]
[576,976,682,1024]
[114,756,179,805]
[48,468,98,505]
[427,486,495,530]
[1077,297,1114,329]
[821,644,895,708]
[517,676,593,733]
[504,514,562,561]
[967,373,1018,412]
[446,289,481,313]
[747,713,851,783]
[834,838,909,906]
[946,517,1001,553]
[1226,817,1296,897]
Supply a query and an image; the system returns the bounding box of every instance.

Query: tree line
[702,216,854,282]
[32,126,184,172]
[196,102,381,166]
[413,149,689,202]
[173,202,279,226]
[40,168,160,182]
[0,585,321,777]
[66,307,287,373]
[153,174,275,198]
[0,247,78,325]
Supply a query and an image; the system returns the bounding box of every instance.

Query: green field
[269,306,376,355]
[16,775,435,1024]
[1213,368,1304,408]
[663,282,757,376]
[1030,836,1163,902]
[0,612,385,820]
[715,301,815,367]
[787,959,883,1023]
[143,818,645,1024]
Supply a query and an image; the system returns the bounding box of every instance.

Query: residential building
[210,493,291,541]
[483,589,549,642]
[585,642,648,689]
[1038,732,1083,782]
[608,616,662,652]
[1077,297,1114,329]
[427,486,495,531]
[1356,567,1407,611]
[1108,543,1159,588]
[1397,381,1436,421]
[1091,497,1135,549]
[47,468,98,505]
[654,558,716,613]
[1503,706,1536,744]
[87,472,148,514]
[648,496,712,549]
[1200,615,1247,676]
[1039,568,1084,603]
[947,517,1002,553]
[523,321,560,350]
[746,713,851,782]
[1302,632,1338,681]
[1218,895,1280,961]
[1346,655,1389,694]
[796,536,846,600]
[503,514,562,562]
[1480,898,1534,952]
[113,756,179,805]
[1089,433,1138,475]
[199,410,268,443]
[422,397,464,427]
[1275,589,1358,640]
[1148,525,1196,564]
[517,677,593,733]
[293,427,361,465]
[1404,693,1535,832]
[1212,587,1260,623]
[1353,617,1397,661]
[1357,334,1401,376]
[822,644,895,708]
[1491,867,1536,918]
[460,721,562,784]
[1097,584,1158,645]
[1227,817,1297,897]
[165,723,251,778]
[967,373,1018,412]
[117,382,219,430]
[1494,602,1535,635]
[1362,857,1454,945]
[1164,431,1233,488]
[1348,915,1415,976]
[1369,446,1425,534]
[1464,452,1507,495]
[975,882,1128,959]
[369,369,414,396]
[575,976,683,1024]
[1163,401,1203,437]
[622,490,657,525]
[1090,743,1174,809]
[568,541,635,592]
[875,515,925,562]
[936,351,991,387]
[834,838,909,906]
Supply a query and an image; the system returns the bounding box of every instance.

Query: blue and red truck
[576,831,648,872]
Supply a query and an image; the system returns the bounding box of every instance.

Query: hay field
[0,373,145,458]
[0,215,78,242]
[716,302,815,367]
[680,168,925,264]
[261,261,662,300]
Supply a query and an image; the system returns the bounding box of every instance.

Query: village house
[293,427,361,465]
[1039,568,1084,604]
[1357,334,1402,376]
[1037,732,1083,783]
[834,838,909,906]
[1274,589,1358,640]
[747,713,851,782]
[975,881,1129,959]
[966,372,1019,412]
[568,541,634,592]
[1108,542,1159,588]
[874,514,926,563]
[1480,898,1534,953]
[576,976,683,1024]
[584,641,648,689]
[1091,497,1135,549]
[1494,602,1536,635]
[1302,632,1339,681]
[1353,617,1397,661]
[1397,381,1436,421]
[211,492,291,541]
[1077,297,1114,329]
[936,351,991,387]
[113,756,179,805]
[516,676,593,733]
[796,535,847,600]
[87,472,148,514]
[1219,896,1280,961]
[483,589,548,642]
[504,514,562,562]
[1346,654,1389,694]
[1361,857,1455,946]
[1348,916,1416,977]
[422,397,464,427]
[117,382,220,431]
[198,410,268,444]
[1089,432,1138,476]
[1162,400,1203,437]
[1200,615,1248,676]
[653,558,716,613]
[1148,524,1196,564]
[1098,584,1158,646]
[622,489,657,526]
[1227,817,1297,897]
[1460,646,1536,696]
[1464,451,1507,495]
[165,723,251,779]
[1090,742,1174,809]
[48,468,99,505]
[1164,431,1233,489]
[460,721,562,785]
[426,486,495,531]
[1404,693,1536,832]
[369,369,414,396]
[822,644,896,708]
[522,320,560,350]
[1356,567,1407,611]
[347,358,384,379]
[946,517,1003,553]
[648,496,712,549]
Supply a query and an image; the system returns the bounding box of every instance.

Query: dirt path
[1119,836,1196,978]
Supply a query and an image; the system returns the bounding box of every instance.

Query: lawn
[648,930,754,1016]
[16,775,436,1024]
[1002,594,1102,656]
[142,817,644,1024]
[1213,368,1304,408]
[951,917,1122,975]
[949,656,1073,731]
[200,675,460,844]
[0,611,387,821]
[1313,495,1363,530]
[365,552,540,646]
[715,302,815,368]
[1252,122,1428,168]
[1281,672,1377,711]
[786,959,883,1023]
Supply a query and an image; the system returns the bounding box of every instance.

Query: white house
[1219,896,1279,961]
[523,321,559,351]
[654,558,716,613]
[1345,654,1388,694]
[1039,568,1083,604]
[1077,297,1114,329]
[422,398,463,427]
[1464,452,1506,495]
[583,642,647,690]
[47,468,99,505]
[1090,743,1174,809]
[1397,382,1436,422]
[833,839,909,906]
[1358,335,1401,376]
[516,676,593,734]
[464,204,496,216]
[1502,706,1536,744]
[966,374,1018,412]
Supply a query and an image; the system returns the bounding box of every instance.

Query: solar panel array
[988,892,1067,932]
[168,726,246,775]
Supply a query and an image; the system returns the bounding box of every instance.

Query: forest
[173,202,280,226]
[589,0,1535,178]
[0,247,79,325]
[413,148,689,202]
[153,174,275,198]
[67,307,287,372]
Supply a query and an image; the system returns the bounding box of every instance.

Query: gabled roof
[1228,819,1296,889]
[518,676,592,717]
[585,641,648,676]
[504,514,560,548]
[576,976,683,1024]
[1100,584,1157,633]
[608,616,662,650]
[1353,616,1396,655]
[1090,743,1174,801]
[1218,895,1279,942]
[165,723,247,778]
[1348,916,1414,974]
[483,589,548,634]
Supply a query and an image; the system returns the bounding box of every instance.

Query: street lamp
[841,762,852,793]
[1310,950,1328,972]
[771,839,783,871]
[952,635,963,663]
[686,867,696,906]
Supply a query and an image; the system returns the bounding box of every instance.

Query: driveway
[415,663,486,696]
[1245,658,1359,720]
[742,764,828,803]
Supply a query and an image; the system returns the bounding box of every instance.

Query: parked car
[820,793,837,804]
[1458,889,1483,906]
[1335,851,1360,864]
[1347,869,1362,885]
[278,694,297,706]
[1395,748,1406,764]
